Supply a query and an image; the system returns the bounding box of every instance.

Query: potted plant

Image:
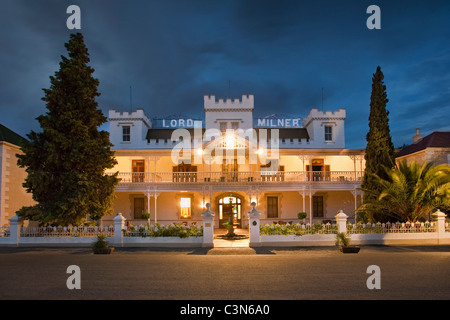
[297,212,307,223]
[141,212,150,220]
[335,232,360,253]
[92,235,114,254]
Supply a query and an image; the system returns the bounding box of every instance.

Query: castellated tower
[204,94,254,131]
[108,109,152,149]
[302,108,346,148]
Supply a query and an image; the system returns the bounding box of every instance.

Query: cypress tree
[361,66,396,222]
[17,33,119,225]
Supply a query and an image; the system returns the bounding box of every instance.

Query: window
[267,196,278,218]
[313,196,324,217]
[132,160,145,182]
[123,126,131,142]
[133,197,145,219]
[324,126,333,142]
[220,122,227,133]
[180,197,191,219]
[231,122,239,130]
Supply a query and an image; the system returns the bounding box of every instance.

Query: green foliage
[297,212,307,220]
[260,222,336,236]
[359,160,450,222]
[260,223,302,236]
[141,212,150,220]
[92,235,109,248]
[16,33,119,225]
[362,66,396,221]
[123,223,203,238]
[335,232,350,247]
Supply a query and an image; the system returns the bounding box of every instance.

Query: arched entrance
[217,194,243,228]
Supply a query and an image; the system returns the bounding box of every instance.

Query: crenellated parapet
[302,108,346,128]
[108,109,152,128]
[204,94,254,112]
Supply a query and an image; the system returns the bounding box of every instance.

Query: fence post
[432,209,446,244]
[113,213,125,247]
[248,202,261,247]
[335,210,348,234]
[202,203,215,248]
[8,214,23,246]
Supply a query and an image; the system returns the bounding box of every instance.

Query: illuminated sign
[255,118,302,128]
[152,119,202,128]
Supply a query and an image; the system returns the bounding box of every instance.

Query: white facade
[109,94,346,150]
[105,94,364,228]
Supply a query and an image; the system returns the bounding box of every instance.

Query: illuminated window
[180,197,191,219]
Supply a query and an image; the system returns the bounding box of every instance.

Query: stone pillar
[8,214,23,246]
[335,210,348,234]
[432,209,446,243]
[113,213,126,246]
[202,203,215,248]
[248,202,261,247]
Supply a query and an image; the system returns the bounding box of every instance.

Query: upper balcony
[111,170,363,191]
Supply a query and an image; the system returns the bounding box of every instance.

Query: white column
[335,210,348,234]
[201,203,215,248]
[146,190,151,222]
[153,192,160,224]
[248,202,261,247]
[309,189,313,225]
[8,214,23,246]
[113,213,126,246]
[352,190,358,223]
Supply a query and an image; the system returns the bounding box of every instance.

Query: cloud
[0,0,449,150]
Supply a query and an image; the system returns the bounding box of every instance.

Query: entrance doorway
[218,195,242,228]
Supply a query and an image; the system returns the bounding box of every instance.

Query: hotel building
[104,94,366,228]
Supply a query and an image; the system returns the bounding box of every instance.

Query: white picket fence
[1,209,449,247]
[20,225,115,237]
[251,210,450,247]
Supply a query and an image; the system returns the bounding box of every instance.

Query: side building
[104,94,366,228]
[0,124,34,227]
[396,129,450,165]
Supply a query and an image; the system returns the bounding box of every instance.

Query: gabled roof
[397,131,450,157]
[0,124,28,147]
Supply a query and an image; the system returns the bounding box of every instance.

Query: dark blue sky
[1,0,449,149]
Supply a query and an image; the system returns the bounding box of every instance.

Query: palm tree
[359,160,450,222]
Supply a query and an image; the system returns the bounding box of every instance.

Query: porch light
[225,133,235,149]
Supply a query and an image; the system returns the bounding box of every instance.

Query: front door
[218,196,242,228]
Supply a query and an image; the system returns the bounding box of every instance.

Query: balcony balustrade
[110,171,363,184]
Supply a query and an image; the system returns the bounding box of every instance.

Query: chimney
[413,128,423,144]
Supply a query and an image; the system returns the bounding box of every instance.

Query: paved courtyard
[0,243,449,302]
